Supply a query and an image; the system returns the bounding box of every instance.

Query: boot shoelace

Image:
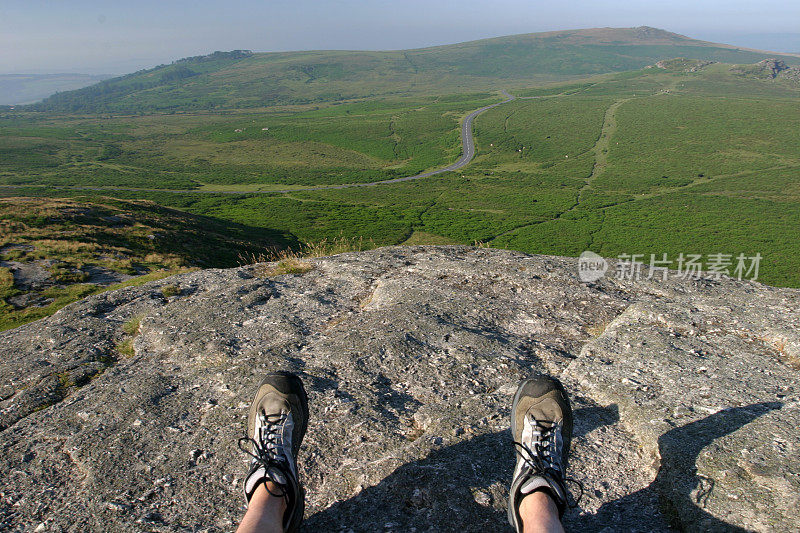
[238,412,293,499]
[513,419,584,508]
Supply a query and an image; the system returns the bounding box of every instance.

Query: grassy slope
[178,64,799,287]
[2,61,799,287]
[0,197,292,330]
[0,93,495,189]
[22,27,800,113]
[481,64,800,287]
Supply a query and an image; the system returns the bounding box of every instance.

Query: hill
[0,247,797,531]
[24,27,800,113]
[0,197,291,330]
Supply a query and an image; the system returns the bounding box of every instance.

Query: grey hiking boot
[238,372,309,533]
[508,375,580,531]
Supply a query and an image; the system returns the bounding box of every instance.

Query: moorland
[1,27,800,328]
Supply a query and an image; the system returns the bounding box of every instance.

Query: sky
[2,0,799,75]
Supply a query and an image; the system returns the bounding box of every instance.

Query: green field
[0,94,495,189]
[2,52,800,316]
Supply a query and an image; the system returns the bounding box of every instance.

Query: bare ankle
[519,490,564,533]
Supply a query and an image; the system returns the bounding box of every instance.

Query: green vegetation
[256,258,315,278]
[0,281,100,331]
[2,50,800,337]
[593,96,800,193]
[481,67,800,286]
[0,94,494,189]
[0,197,283,330]
[160,284,181,298]
[17,27,799,114]
[0,196,288,268]
[122,315,142,336]
[402,231,460,245]
[115,339,135,358]
[116,315,143,357]
[249,235,371,278]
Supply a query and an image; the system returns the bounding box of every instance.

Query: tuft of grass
[243,236,370,278]
[402,231,460,246]
[301,236,368,257]
[57,371,73,389]
[115,338,135,358]
[122,315,142,336]
[47,262,90,283]
[160,284,181,298]
[0,267,18,300]
[257,257,315,278]
[2,249,28,261]
[116,314,143,357]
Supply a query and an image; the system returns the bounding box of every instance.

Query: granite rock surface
[0,246,797,532]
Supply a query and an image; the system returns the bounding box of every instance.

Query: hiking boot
[508,375,575,531]
[239,371,309,533]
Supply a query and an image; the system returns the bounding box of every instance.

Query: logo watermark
[577,252,762,283]
[578,251,608,282]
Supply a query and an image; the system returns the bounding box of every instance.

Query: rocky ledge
[0,246,798,532]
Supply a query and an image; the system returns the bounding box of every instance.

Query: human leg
[237,372,309,533]
[508,375,577,533]
[237,481,287,533]
[518,490,564,533]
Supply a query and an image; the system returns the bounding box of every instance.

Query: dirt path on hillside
[489,96,631,241]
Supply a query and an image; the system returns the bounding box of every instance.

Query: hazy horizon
[2,0,799,76]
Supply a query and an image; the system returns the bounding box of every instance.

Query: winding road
[369,89,517,185]
[0,91,517,196]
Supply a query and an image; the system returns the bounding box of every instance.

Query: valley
[1,28,800,330]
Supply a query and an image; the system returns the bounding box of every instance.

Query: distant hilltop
[174,50,254,63]
[19,26,800,113]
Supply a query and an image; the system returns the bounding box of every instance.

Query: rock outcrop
[655,58,715,72]
[0,246,798,532]
[730,58,800,82]
[753,59,790,78]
